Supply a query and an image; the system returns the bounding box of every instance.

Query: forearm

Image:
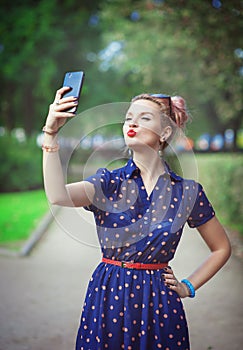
[42,133,73,206]
[186,248,231,291]
[188,217,231,289]
[186,218,231,291]
[164,218,231,298]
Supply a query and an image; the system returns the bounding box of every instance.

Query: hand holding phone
[62,71,85,113]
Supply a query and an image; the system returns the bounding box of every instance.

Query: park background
[0,1,243,350]
[0,0,242,251]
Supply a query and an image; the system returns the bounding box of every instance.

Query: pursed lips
[127,129,137,137]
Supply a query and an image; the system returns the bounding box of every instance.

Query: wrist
[42,125,58,135]
[179,282,191,298]
[43,132,58,144]
[181,279,196,298]
[42,143,59,153]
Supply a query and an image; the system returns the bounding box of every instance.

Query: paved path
[0,207,242,350]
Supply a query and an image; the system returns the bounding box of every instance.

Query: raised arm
[42,87,94,207]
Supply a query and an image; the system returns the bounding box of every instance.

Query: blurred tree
[0,0,62,134]
[0,0,242,145]
[0,0,109,135]
[98,0,243,144]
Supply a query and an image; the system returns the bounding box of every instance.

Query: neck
[132,150,165,179]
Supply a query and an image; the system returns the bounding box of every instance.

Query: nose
[129,122,138,128]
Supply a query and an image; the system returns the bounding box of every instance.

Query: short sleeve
[187,183,215,228]
[83,167,111,212]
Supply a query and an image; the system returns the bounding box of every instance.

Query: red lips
[127,129,137,137]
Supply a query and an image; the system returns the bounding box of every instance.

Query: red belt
[102,257,168,270]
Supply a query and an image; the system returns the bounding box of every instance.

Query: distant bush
[195,153,243,235]
[0,135,43,192]
[165,152,243,235]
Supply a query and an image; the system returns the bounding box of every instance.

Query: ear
[160,126,172,143]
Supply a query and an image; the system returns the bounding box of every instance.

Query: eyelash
[125,116,151,122]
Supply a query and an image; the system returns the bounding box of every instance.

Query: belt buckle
[121,261,127,268]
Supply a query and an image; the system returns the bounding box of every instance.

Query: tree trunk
[225,110,243,151]
[1,82,16,132]
[204,100,225,134]
[23,85,35,136]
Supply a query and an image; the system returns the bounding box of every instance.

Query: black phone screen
[62,71,85,112]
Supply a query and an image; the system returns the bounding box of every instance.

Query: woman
[42,87,231,350]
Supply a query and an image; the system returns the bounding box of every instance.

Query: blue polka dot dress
[75,159,215,350]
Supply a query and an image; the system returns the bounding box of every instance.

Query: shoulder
[169,168,199,190]
[98,162,129,178]
[170,171,205,202]
[86,162,129,185]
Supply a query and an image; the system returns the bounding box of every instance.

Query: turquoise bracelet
[181,279,196,298]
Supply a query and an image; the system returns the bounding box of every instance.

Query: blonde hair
[131,93,190,150]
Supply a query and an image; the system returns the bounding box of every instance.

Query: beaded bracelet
[42,125,58,135]
[181,279,196,298]
[42,144,59,153]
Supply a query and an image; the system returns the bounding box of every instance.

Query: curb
[0,206,60,258]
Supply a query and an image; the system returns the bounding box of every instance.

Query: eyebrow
[126,111,155,117]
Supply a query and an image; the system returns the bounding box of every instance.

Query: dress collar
[124,158,183,182]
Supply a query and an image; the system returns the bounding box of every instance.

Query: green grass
[0,190,49,247]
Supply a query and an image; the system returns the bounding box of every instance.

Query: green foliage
[0,190,48,245]
[0,0,107,134]
[196,153,243,235]
[0,0,242,146]
[0,135,43,192]
[165,152,243,235]
[99,0,243,140]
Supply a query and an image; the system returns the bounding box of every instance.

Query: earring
[159,136,166,157]
[128,148,133,157]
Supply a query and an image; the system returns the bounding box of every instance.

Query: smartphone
[62,71,85,113]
